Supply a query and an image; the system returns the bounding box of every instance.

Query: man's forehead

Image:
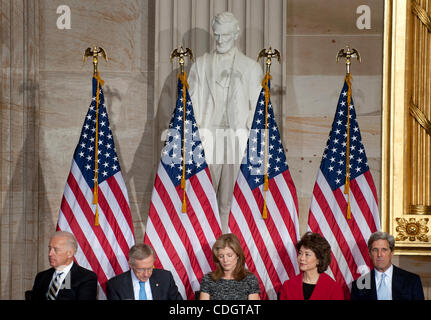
[133,255,155,266]
[371,239,390,248]
[212,21,238,34]
[49,236,67,245]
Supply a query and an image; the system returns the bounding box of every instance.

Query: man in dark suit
[31,231,98,300]
[351,231,424,300]
[106,243,182,300]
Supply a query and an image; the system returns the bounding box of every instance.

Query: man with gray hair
[106,243,182,300]
[188,12,263,232]
[351,231,424,300]
[31,231,98,300]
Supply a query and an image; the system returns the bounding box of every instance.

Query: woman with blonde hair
[199,233,260,300]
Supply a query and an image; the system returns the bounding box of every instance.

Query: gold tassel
[95,206,100,226]
[346,199,351,220]
[262,201,268,220]
[182,190,187,213]
[93,72,104,226]
[344,73,352,219]
[261,72,272,219]
[179,72,188,213]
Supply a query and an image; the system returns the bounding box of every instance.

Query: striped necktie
[47,272,63,300]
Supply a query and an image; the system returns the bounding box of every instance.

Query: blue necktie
[377,273,391,300]
[139,281,147,300]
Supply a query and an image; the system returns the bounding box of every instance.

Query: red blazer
[280,272,344,300]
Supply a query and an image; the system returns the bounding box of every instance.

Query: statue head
[211,12,240,54]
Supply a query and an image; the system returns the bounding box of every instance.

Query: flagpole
[170,46,194,213]
[336,45,361,220]
[83,46,108,226]
[257,47,280,219]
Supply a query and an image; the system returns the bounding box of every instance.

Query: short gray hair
[52,231,78,254]
[211,12,240,34]
[128,243,155,265]
[367,231,395,252]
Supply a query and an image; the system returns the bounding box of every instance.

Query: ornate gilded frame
[382,0,431,255]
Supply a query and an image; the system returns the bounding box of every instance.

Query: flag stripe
[251,185,294,284]
[144,221,187,297]
[59,196,109,285]
[228,206,271,300]
[105,174,135,240]
[99,177,134,259]
[152,176,203,283]
[264,172,300,272]
[147,202,195,298]
[351,173,379,231]
[157,167,210,278]
[314,174,364,279]
[190,168,222,237]
[307,204,351,288]
[238,183,283,290]
[65,168,123,276]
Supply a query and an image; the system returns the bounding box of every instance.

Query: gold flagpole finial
[336,45,361,75]
[83,46,108,75]
[170,46,194,74]
[257,47,281,74]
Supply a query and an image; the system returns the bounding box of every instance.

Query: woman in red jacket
[280,232,344,300]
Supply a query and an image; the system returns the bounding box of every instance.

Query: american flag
[57,75,135,299]
[228,79,300,300]
[307,78,381,297]
[144,76,222,300]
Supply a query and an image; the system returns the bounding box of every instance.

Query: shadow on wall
[1,79,54,299]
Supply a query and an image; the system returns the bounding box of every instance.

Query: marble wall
[0,0,430,300]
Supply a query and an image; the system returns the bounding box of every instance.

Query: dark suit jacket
[31,263,98,300]
[279,272,344,300]
[351,265,424,300]
[106,269,182,300]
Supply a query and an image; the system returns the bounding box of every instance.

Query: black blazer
[351,265,424,300]
[31,263,98,300]
[106,269,182,300]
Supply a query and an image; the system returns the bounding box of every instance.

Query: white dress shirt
[374,264,393,300]
[131,270,153,300]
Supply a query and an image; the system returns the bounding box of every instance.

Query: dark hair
[210,233,249,281]
[296,232,331,274]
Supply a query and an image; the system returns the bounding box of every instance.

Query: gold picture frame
[382,0,431,255]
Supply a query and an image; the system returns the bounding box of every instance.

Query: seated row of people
[30,230,425,300]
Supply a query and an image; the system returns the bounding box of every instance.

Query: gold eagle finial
[83,46,108,74]
[336,45,361,74]
[170,46,194,74]
[257,47,281,74]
